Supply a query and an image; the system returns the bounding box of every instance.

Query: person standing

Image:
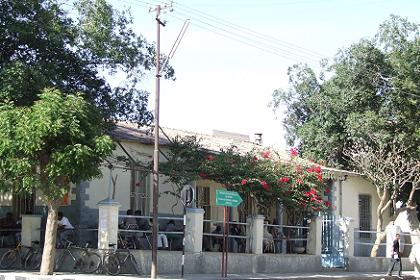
[387,233,403,279]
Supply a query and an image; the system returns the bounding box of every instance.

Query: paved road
[0,271,418,280]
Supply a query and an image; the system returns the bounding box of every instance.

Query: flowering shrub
[161,137,330,214]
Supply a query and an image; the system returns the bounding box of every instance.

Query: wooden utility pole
[151,4,162,279]
[149,2,187,278]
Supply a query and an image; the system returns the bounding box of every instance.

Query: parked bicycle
[0,241,42,270]
[100,242,142,276]
[55,241,101,273]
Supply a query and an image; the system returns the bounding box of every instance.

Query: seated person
[211,225,223,252]
[230,223,245,253]
[165,220,182,250]
[148,219,169,249]
[123,209,138,229]
[57,212,74,248]
[120,209,140,248]
[263,221,274,253]
[134,210,149,230]
[0,212,17,229]
[0,212,19,246]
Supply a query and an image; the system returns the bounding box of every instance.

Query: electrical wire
[143,0,326,59]
[170,9,321,63]
[167,13,322,69]
[173,2,325,58]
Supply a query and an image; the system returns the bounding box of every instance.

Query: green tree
[0,89,114,274]
[0,0,173,124]
[271,15,419,256]
[272,15,419,168]
[0,0,173,274]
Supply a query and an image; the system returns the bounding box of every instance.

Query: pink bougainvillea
[261,150,271,159]
[290,147,298,157]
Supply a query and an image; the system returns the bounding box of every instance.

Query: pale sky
[109,0,419,149]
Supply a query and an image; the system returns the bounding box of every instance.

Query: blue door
[321,213,345,268]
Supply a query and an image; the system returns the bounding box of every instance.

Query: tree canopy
[271,15,420,169]
[0,0,173,124]
[0,0,172,274]
[0,89,114,199]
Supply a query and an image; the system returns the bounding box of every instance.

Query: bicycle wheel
[25,251,42,270]
[54,252,69,271]
[103,254,120,276]
[128,254,142,275]
[0,250,18,269]
[80,251,101,273]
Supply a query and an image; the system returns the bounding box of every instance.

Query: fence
[353,229,418,257]
[264,224,310,254]
[202,219,248,253]
[118,215,184,251]
[354,229,386,257]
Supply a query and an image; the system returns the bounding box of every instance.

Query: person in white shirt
[57,212,74,248]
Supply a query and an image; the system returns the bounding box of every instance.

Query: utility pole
[151,4,163,279]
[149,2,188,278]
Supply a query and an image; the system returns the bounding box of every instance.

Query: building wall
[340,175,389,230]
[85,141,184,217]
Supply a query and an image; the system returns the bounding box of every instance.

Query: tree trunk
[40,202,59,275]
[370,188,388,257]
[407,182,419,207]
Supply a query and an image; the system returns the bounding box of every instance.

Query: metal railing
[202,219,248,253]
[264,224,310,254]
[118,215,184,251]
[354,229,418,257]
[354,229,386,257]
[354,228,417,257]
[75,227,98,248]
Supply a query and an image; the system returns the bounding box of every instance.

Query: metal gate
[321,213,345,268]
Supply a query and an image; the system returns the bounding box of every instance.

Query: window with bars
[358,194,371,239]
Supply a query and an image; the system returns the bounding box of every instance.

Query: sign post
[180,185,195,277]
[215,189,242,277]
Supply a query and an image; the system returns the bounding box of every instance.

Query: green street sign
[215,189,243,207]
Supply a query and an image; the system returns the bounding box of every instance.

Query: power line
[162,0,326,58]
[167,13,322,69]
[178,0,336,7]
[133,0,326,59]
[128,0,323,65]
[170,9,321,63]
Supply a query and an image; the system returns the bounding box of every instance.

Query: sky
[109,0,419,149]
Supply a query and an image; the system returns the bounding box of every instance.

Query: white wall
[340,175,384,230]
[86,141,184,216]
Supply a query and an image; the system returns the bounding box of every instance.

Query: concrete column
[97,198,121,249]
[348,226,355,257]
[307,215,322,255]
[246,215,264,254]
[185,207,204,253]
[21,215,42,247]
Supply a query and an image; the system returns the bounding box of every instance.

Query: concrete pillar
[246,215,264,254]
[307,215,322,255]
[348,226,355,257]
[185,207,204,253]
[97,198,120,249]
[21,215,42,247]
